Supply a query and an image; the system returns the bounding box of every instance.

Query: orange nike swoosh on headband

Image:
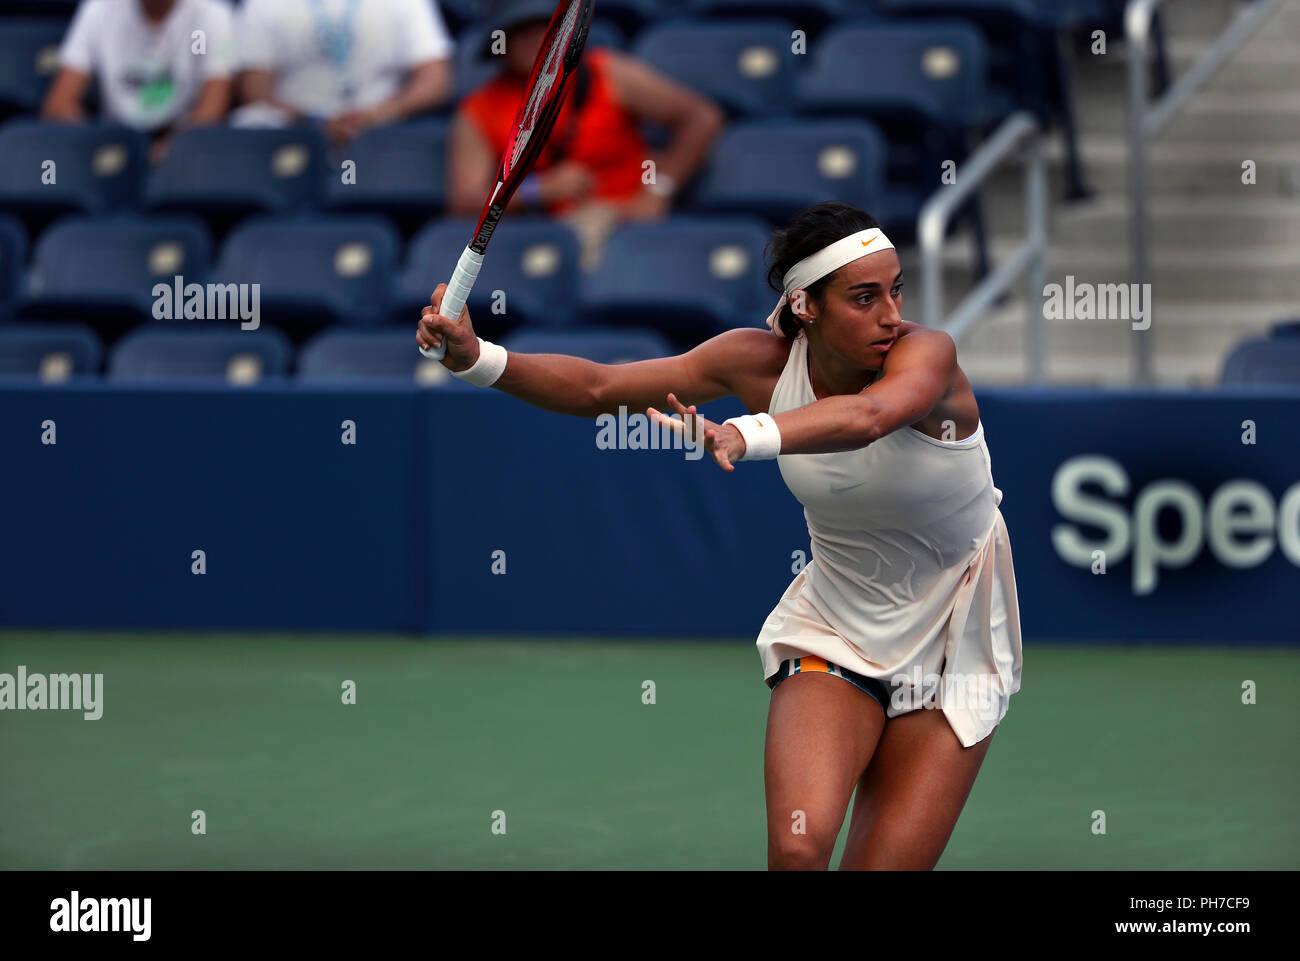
[861,236,878,247]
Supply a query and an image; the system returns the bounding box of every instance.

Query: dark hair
[766,202,881,339]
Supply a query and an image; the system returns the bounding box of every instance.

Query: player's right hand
[418,284,480,371]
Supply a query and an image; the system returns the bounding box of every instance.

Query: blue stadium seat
[325,120,449,223]
[0,321,102,382]
[581,0,663,33]
[215,217,399,330]
[108,323,292,384]
[297,328,474,388]
[880,0,1040,23]
[877,0,1110,200]
[1221,338,1300,388]
[395,218,580,333]
[586,18,628,50]
[438,0,481,34]
[796,21,992,234]
[0,19,67,118]
[0,120,147,221]
[876,2,1056,116]
[147,126,327,220]
[0,215,27,322]
[1271,318,1300,338]
[1027,0,1109,29]
[696,120,886,223]
[21,215,212,320]
[797,21,990,128]
[633,20,800,117]
[580,217,773,342]
[685,0,863,31]
[503,327,673,365]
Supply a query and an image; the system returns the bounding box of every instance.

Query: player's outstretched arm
[767,328,957,454]
[647,326,959,471]
[417,284,786,417]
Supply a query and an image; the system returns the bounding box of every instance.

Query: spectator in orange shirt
[451,0,724,271]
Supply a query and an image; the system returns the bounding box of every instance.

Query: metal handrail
[1126,0,1285,383]
[919,111,1047,384]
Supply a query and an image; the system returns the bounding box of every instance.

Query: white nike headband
[764,227,895,337]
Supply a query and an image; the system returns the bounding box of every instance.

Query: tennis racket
[420,0,595,360]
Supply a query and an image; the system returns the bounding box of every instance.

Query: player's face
[507,22,550,76]
[803,250,904,369]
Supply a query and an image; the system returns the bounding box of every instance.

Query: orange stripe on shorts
[798,656,830,674]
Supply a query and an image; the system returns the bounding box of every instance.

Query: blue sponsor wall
[1,385,1297,643]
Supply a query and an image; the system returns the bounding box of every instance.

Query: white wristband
[450,338,508,387]
[723,413,782,460]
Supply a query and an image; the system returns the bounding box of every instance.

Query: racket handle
[419,246,485,361]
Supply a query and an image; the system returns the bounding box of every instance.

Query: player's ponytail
[766,203,882,339]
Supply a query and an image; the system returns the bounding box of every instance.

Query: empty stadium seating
[696,120,886,224]
[579,217,772,343]
[395,218,581,333]
[325,120,450,227]
[298,328,475,387]
[20,215,212,323]
[795,20,991,239]
[0,18,66,120]
[1031,0,1129,30]
[1221,338,1300,388]
[108,324,293,384]
[797,20,991,127]
[147,126,328,224]
[0,120,147,225]
[0,321,100,382]
[0,215,26,322]
[214,217,400,333]
[586,0,665,33]
[685,0,861,32]
[633,20,800,117]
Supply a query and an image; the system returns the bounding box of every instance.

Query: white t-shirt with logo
[59,0,235,132]
[238,0,454,120]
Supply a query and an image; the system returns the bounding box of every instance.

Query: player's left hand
[647,393,746,472]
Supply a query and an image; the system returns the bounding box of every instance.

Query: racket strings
[509,2,582,170]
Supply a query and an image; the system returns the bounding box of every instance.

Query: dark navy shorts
[766,655,890,713]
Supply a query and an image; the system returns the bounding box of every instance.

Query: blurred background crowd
[0,0,1293,386]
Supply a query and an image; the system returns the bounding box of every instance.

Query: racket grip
[419,246,485,361]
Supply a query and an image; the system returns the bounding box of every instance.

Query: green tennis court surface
[1,632,1295,870]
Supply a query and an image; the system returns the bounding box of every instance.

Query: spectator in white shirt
[42,0,234,162]
[235,0,455,145]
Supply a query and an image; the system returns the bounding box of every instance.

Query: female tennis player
[417,201,1022,870]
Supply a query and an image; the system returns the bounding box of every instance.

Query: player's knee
[768,832,835,871]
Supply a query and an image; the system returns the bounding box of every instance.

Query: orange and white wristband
[723,413,782,460]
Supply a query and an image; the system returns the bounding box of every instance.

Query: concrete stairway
[942,0,1300,387]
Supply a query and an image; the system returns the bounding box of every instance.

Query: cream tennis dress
[756,333,1023,747]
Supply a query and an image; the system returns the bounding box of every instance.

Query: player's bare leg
[837,707,995,870]
[764,673,886,870]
